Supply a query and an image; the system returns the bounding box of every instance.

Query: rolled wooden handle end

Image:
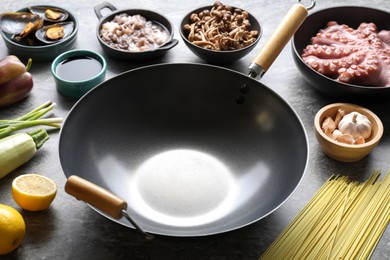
[65,175,127,219]
[252,4,308,72]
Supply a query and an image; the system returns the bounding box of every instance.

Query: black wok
[60,3,311,237]
[292,6,390,100]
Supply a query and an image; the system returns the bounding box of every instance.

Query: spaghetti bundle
[260,171,390,260]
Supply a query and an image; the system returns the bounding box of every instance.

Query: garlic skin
[338,112,372,139]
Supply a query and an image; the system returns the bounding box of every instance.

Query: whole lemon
[0,204,26,255]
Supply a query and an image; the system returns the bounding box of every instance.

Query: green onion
[0,101,63,139]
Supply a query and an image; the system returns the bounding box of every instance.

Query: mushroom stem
[192,40,217,49]
[183,1,258,51]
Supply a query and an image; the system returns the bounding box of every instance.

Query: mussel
[29,6,69,22]
[17,19,44,39]
[0,6,74,46]
[35,21,74,44]
[0,12,42,34]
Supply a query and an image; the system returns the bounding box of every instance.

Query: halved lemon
[12,174,57,211]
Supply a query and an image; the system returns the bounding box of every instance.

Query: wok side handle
[249,3,308,79]
[65,175,126,219]
[65,175,155,240]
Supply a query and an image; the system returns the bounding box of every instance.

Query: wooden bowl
[314,103,383,162]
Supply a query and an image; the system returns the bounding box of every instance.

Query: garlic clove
[336,133,355,144]
[354,136,366,145]
[334,108,346,126]
[332,129,343,140]
[322,116,336,135]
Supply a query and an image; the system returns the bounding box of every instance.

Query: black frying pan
[60,2,312,237]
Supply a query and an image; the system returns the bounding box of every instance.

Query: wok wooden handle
[65,175,127,219]
[251,3,308,74]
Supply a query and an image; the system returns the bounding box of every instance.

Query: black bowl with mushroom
[94,2,178,61]
[180,2,262,64]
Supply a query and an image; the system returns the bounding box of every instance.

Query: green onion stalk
[0,100,63,139]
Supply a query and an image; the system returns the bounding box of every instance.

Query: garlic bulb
[338,112,372,139]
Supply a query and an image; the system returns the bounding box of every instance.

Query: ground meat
[100,13,170,52]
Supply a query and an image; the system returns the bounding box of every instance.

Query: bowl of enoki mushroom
[314,103,383,162]
[179,1,261,64]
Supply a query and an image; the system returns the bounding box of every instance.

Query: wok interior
[59,64,308,236]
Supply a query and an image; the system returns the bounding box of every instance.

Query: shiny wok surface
[1,0,389,258]
[59,63,308,236]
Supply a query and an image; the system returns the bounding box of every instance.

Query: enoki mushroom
[183,1,259,51]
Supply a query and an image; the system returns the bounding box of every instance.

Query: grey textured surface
[0,0,389,259]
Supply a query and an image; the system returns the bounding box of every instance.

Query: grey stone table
[0,0,389,259]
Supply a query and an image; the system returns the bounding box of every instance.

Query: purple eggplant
[0,72,33,107]
[0,55,28,85]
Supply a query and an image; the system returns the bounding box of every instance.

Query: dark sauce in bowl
[56,56,102,81]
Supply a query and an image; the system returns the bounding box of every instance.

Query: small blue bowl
[51,49,107,98]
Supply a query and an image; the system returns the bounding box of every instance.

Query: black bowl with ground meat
[180,3,262,64]
[94,2,178,61]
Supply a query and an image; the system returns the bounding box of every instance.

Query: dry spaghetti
[259,171,390,260]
